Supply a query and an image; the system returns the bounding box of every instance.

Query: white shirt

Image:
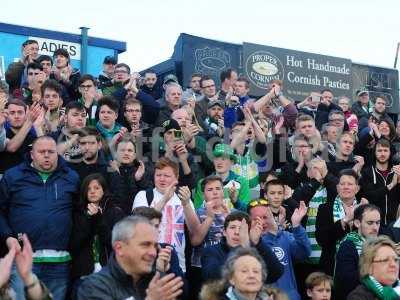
[133,188,194,272]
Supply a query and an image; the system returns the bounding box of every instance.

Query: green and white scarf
[342,231,365,255]
[332,195,346,223]
[362,275,400,300]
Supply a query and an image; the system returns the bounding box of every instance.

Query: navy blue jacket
[201,237,283,284]
[0,157,80,253]
[334,240,360,300]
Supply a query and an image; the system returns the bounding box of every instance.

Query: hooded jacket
[201,237,283,284]
[359,164,400,226]
[260,226,311,300]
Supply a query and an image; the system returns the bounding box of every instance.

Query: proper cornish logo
[245,50,284,89]
[195,47,231,75]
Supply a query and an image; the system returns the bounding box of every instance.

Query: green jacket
[193,171,250,211]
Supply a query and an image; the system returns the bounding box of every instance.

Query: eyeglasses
[329,118,344,122]
[294,144,311,148]
[114,70,128,74]
[248,199,269,208]
[373,256,400,264]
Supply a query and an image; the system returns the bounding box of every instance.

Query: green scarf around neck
[362,275,400,300]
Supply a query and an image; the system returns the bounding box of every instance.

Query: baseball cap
[163,74,178,85]
[357,89,369,97]
[208,100,225,109]
[161,119,181,136]
[213,143,237,163]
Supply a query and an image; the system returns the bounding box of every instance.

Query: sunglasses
[248,199,269,208]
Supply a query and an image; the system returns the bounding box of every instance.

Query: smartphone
[133,159,141,168]
[311,93,321,103]
[17,233,24,250]
[174,130,183,139]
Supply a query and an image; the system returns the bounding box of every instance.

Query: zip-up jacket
[0,157,80,254]
[359,164,400,226]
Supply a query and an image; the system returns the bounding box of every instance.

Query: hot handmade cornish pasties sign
[243,42,353,101]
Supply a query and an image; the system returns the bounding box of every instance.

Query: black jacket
[69,197,126,280]
[315,201,352,275]
[359,165,400,226]
[334,240,360,300]
[109,164,152,214]
[77,254,153,300]
[67,153,110,183]
[201,238,283,284]
[347,284,378,300]
[315,102,342,130]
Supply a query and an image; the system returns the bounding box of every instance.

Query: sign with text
[175,34,242,88]
[29,36,81,60]
[243,42,353,101]
[352,63,399,113]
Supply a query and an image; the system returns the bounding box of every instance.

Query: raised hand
[238,219,250,247]
[0,246,16,287]
[134,161,145,181]
[15,234,34,283]
[249,217,263,245]
[177,186,191,207]
[87,203,101,216]
[156,245,172,273]
[145,272,183,300]
[291,201,307,227]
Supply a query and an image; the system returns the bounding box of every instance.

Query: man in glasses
[248,197,310,300]
[101,63,130,96]
[77,74,101,127]
[194,76,218,130]
[22,62,46,105]
[334,204,381,299]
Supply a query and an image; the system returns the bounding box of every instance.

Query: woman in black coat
[69,173,126,283]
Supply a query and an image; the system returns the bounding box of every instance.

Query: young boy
[306,272,332,300]
[264,179,295,229]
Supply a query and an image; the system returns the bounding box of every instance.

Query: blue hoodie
[261,226,311,300]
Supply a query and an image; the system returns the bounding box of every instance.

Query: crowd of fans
[1,39,400,300]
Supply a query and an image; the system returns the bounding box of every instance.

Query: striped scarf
[362,275,400,300]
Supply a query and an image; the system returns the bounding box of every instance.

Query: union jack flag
[161,204,185,248]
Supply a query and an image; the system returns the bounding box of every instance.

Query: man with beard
[140,69,162,100]
[67,127,109,182]
[334,204,381,299]
[359,138,400,227]
[53,101,87,161]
